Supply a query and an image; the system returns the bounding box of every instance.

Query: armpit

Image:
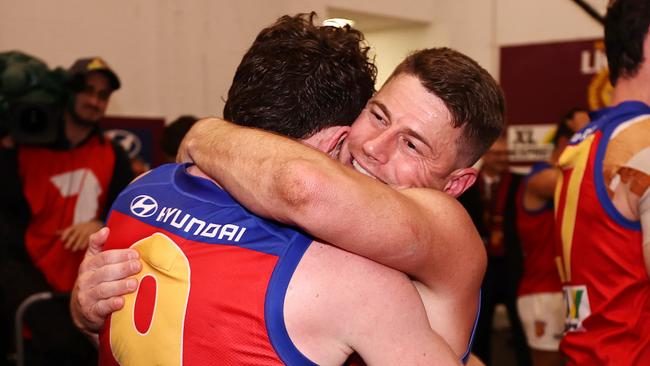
[603,117,650,197]
[618,167,650,197]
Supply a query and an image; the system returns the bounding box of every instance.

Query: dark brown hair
[223,13,377,139]
[605,0,650,85]
[387,47,505,167]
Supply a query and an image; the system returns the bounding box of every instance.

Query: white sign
[507,124,556,163]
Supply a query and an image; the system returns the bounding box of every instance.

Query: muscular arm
[286,243,460,365]
[181,118,484,294]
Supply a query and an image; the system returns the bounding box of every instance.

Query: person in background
[554,0,650,364]
[515,116,576,366]
[0,56,133,365]
[160,115,198,163]
[461,135,530,366]
[562,108,590,133]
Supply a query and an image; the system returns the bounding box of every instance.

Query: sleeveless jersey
[98,163,316,366]
[18,136,116,291]
[554,101,650,365]
[516,163,562,297]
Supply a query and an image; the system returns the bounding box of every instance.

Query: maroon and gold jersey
[516,163,561,297]
[18,136,115,291]
[554,101,650,365]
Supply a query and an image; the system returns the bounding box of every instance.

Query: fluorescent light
[323,18,355,28]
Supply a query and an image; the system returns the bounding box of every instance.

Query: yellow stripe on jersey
[110,233,191,366]
[557,135,596,282]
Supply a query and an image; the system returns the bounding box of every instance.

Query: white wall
[0,0,607,122]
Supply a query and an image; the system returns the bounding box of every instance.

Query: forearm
[263,157,483,289]
[185,119,478,288]
[185,118,329,224]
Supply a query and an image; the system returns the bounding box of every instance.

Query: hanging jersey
[98,163,316,366]
[516,162,561,296]
[18,136,116,291]
[554,101,650,365]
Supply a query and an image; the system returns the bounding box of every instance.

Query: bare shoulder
[402,188,486,283]
[284,241,426,364]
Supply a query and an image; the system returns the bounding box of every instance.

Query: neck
[64,112,93,146]
[611,67,650,106]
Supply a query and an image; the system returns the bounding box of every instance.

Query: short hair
[605,0,650,85]
[223,12,377,139]
[161,115,199,158]
[387,48,505,167]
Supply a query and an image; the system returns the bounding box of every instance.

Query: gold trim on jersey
[557,135,596,282]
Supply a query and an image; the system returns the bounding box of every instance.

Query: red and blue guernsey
[516,163,561,297]
[98,163,316,365]
[554,101,650,365]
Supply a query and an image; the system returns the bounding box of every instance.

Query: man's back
[98,163,456,365]
[555,101,650,365]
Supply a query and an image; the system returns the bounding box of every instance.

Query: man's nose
[88,94,101,107]
[362,130,391,164]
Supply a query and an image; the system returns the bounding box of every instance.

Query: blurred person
[562,108,590,133]
[554,0,650,364]
[462,135,530,366]
[71,20,505,366]
[515,117,576,366]
[0,57,133,365]
[160,115,198,163]
[73,15,484,365]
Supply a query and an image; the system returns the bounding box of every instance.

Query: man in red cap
[0,56,132,365]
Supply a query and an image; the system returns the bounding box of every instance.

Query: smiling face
[71,71,113,125]
[339,74,469,191]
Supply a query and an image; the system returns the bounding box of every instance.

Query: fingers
[80,249,141,276]
[93,277,138,303]
[74,284,133,332]
[87,227,111,256]
[92,296,127,320]
[61,226,74,249]
[73,250,141,333]
[71,233,89,252]
[69,229,85,251]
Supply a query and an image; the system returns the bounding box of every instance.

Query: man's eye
[406,140,417,150]
[371,111,383,122]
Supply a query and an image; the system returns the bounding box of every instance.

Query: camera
[0,51,69,145]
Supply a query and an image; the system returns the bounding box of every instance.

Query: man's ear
[443,167,478,198]
[325,126,350,158]
[304,126,350,156]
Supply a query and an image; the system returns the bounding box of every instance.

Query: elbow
[272,159,323,219]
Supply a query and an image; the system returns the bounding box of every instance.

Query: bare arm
[526,167,559,200]
[523,166,559,211]
[287,243,461,365]
[350,272,461,366]
[180,118,484,294]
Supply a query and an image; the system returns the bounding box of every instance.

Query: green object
[0,51,68,113]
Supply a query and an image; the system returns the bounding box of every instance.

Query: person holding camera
[0,56,132,365]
